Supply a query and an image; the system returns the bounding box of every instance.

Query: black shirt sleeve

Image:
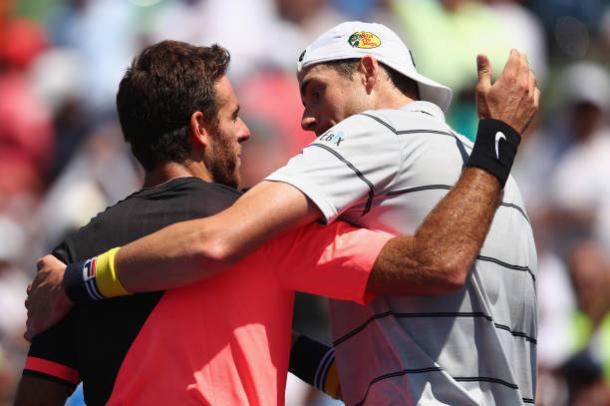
[23,240,80,388]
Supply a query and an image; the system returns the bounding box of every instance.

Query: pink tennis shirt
[103,221,392,405]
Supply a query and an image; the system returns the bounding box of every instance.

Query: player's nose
[237,119,251,143]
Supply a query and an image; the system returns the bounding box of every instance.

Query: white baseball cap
[298,21,453,112]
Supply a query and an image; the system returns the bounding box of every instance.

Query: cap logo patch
[348,32,381,49]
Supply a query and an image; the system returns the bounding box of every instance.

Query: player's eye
[310,85,324,103]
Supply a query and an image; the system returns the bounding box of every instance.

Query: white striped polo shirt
[266,101,537,405]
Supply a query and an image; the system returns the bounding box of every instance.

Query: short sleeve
[22,243,80,388]
[267,221,394,304]
[266,114,401,223]
[24,311,80,387]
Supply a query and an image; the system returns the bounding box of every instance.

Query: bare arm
[115,49,538,293]
[116,180,321,291]
[24,50,538,339]
[367,49,539,294]
[14,375,73,406]
[367,167,499,294]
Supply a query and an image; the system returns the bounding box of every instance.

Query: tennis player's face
[299,64,369,137]
[207,76,250,188]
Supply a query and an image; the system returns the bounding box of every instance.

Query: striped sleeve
[266,114,401,223]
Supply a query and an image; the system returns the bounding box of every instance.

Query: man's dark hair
[116,40,230,170]
[324,59,420,100]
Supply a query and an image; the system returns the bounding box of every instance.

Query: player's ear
[190,111,211,149]
[358,55,379,93]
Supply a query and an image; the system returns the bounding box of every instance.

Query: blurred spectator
[392,0,511,92]
[238,70,315,158]
[485,0,547,83]
[2,0,610,404]
[537,235,577,369]
[566,242,610,381]
[0,217,28,340]
[512,115,560,217]
[529,0,607,59]
[28,48,91,180]
[548,62,610,252]
[538,240,610,405]
[602,6,610,54]
[239,114,297,188]
[0,17,54,194]
[562,351,610,406]
[150,0,342,80]
[391,0,520,137]
[0,216,29,403]
[32,120,141,258]
[0,15,54,258]
[47,0,137,114]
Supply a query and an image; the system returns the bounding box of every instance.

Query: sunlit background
[1,0,610,404]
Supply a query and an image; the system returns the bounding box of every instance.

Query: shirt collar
[399,101,446,122]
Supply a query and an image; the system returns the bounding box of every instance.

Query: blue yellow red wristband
[63,248,130,303]
[289,335,341,399]
[314,347,340,399]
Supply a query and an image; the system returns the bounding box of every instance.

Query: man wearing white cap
[270,21,538,405]
[26,22,539,405]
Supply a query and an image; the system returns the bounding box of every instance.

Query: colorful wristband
[466,118,521,187]
[315,347,340,399]
[63,248,130,303]
[289,335,341,399]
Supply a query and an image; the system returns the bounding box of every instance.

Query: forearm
[14,376,73,406]
[115,217,230,292]
[116,181,320,292]
[368,167,500,294]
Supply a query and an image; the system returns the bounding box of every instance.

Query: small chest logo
[348,32,381,49]
[319,130,345,146]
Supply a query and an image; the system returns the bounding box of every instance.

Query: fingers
[476,54,492,92]
[519,52,529,76]
[37,254,61,272]
[528,70,536,96]
[499,49,520,81]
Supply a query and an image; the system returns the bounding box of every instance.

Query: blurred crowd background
[1,0,610,404]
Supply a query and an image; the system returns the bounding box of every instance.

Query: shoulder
[61,178,243,257]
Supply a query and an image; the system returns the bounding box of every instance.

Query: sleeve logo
[348,32,381,49]
[318,130,345,146]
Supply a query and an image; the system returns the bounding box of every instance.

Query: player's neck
[374,89,415,110]
[143,161,213,187]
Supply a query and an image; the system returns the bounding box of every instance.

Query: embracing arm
[24,49,538,339]
[115,181,321,291]
[367,49,539,294]
[367,167,499,294]
[24,183,321,340]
